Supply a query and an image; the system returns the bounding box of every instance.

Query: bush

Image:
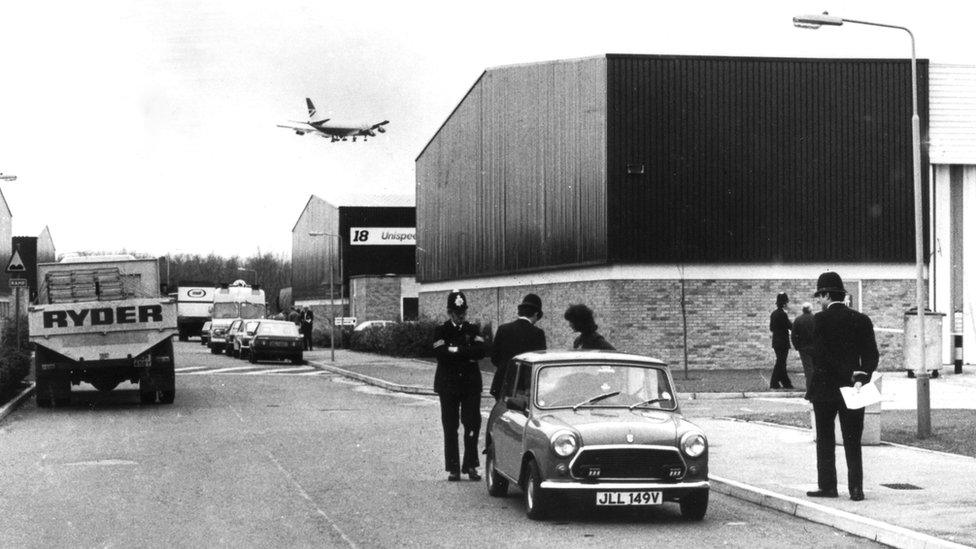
[0,317,31,397]
[349,320,494,358]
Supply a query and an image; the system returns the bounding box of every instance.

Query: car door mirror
[506,395,528,413]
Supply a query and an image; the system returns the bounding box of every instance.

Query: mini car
[485,351,709,521]
[200,321,212,346]
[208,318,237,355]
[249,320,304,365]
[232,319,262,359]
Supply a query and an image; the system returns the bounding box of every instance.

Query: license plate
[595,491,662,506]
[272,341,288,347]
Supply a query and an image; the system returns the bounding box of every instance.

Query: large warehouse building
[416,53,955,371]
[291,194,417,333]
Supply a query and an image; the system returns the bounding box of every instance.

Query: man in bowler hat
[489,293,547,400]
[432,290,487,481]
[806,272,879,502]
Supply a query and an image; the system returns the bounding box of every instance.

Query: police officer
[433,290,487,481]
[805,272,879,502]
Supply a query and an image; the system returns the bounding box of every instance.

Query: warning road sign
[5,249,25,272]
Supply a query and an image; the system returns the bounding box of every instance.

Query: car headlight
[680,432,707,458]
[551,430,578,458]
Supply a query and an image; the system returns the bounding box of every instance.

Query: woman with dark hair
[564,304,615,350]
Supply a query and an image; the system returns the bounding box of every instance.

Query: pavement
[303,348,976,549]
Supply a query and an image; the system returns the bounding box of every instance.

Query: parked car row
[202,318,305,365]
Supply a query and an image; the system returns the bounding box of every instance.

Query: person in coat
[300,306,314,351]
[433,290,487,481]
[791,302,816,383]
[489,293,547,400]
[769,292,794,389]
[564,304,614,350]
[805,272,879,502]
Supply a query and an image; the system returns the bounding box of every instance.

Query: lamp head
[793,12,843,29]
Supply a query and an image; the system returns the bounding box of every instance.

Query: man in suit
[489,293,547,400]
[769,292,794,389]
[791,302,816,383]
[433,290,487,481]
[805,272,879,502]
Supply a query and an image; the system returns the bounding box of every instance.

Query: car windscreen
[535,363,676,410]
[256,323,300,337]
[244,321,261,333]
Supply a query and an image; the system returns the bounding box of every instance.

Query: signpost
[334,317,357,326]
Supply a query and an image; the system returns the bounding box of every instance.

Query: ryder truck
[28,256,178,406]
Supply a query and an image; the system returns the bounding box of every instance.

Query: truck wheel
[291,354,304,365]
[159,390,175,404]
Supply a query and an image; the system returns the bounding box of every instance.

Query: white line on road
[246,366,317,375]
[265,451,357,549]
[183,365,260,375]
[175,366,210,373]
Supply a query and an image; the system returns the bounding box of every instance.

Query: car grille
[570,447,685,480]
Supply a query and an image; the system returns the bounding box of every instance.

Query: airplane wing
[277,122,316,135]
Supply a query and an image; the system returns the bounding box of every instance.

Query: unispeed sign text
[43,305,164,328]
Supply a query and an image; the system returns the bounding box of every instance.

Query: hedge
[349,320,493,358]
[0,317,31,398]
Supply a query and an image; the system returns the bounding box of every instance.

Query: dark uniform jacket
[769,308,792,350]
[490,318,547,397]
[433,320,487,395]
[790,312,815,353]
[806,303,879,403]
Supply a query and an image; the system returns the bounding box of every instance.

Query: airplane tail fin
[306,98,316,120]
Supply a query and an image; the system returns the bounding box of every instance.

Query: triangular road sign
[6,249,26,272]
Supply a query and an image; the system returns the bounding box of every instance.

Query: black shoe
[806,489,838,498]
[850,488,864,501]
[447,472,460,482]
[464,468,481,481]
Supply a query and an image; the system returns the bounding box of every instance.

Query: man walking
[806,272,879,502]
[489,294,547,400]
[433,290,487,481]
[300,306,314,351]
[791,302,816,382]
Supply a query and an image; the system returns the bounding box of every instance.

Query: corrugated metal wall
[929,64,976,165]
[416,57,608,283]
[291,196,339,301]
[606,54,929,263]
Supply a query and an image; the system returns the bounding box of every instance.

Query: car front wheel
[525,460,551,520]
[679,490,709,521]
[485,447,508,497]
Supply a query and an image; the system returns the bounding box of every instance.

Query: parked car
[200,321,212,346]
[485,351,709,521]
[232,319,262,359]
[208,318,237,355]
[249,320,304,365]
[225,319,245,356]
[353,320,395,332]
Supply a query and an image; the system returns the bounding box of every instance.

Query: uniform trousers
[438,389,482,473]
[770,347,793,388]
[813,400,865,493]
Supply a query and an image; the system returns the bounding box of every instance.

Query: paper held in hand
[840,374,884,410]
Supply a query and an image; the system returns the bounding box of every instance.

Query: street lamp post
[793,12,931,437]
[309,231,342,362]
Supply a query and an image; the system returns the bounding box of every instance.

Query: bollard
[954,334,963,374]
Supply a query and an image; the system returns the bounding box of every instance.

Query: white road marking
[260,366,318,375]
[183,365,258,375]
[175,366,209,373]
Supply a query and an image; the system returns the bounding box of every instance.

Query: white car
[353,320,395,332]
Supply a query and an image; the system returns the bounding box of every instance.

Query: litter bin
[903,308,944,378]
[809,375,882,446]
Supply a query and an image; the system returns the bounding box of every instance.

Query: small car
[225,319,244,356]
[249,320,304,365]
[485,351,709,521]
[208,318,238,355]
[232,319,262,359]
[200,321,212,346]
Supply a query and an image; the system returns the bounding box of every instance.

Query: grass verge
[729,409,976,458]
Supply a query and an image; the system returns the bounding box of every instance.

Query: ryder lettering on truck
[43,305,164,329]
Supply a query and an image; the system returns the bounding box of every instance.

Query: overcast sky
[0,0,972,259]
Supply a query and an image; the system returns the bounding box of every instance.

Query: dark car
[200,321,212,346]
[208,318,237,355]
[249,320,304,365]
[485,351,709,521]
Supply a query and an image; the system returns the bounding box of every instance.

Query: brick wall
[420,277,914,371]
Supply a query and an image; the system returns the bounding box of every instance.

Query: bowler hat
[447,290,468,312]
[814,271,846,296]
[519,293,543,318]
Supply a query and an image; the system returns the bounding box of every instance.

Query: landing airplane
[277,98,389,142]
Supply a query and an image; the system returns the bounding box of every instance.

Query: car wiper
[628,397,669,410]
[572,391,620,411]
